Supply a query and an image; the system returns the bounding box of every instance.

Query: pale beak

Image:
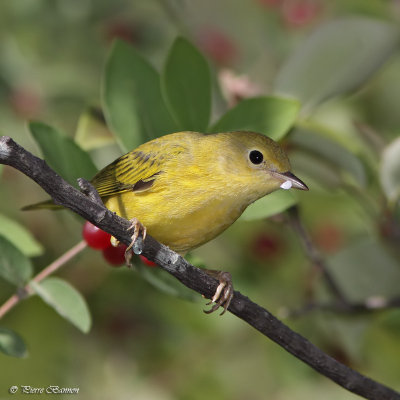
[271,171,309,191]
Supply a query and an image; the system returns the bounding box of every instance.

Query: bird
[90,130,308,314]
[26,130,308,314]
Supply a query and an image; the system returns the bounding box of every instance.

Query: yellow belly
[104,189,246,254]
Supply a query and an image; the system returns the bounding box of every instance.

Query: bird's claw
[124,218,147,265]
[204,271,234,316]
[127,217,147,244]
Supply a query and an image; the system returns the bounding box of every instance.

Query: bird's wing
[91,144,186,197]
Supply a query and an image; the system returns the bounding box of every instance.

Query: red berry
[139,255,157,267]
[102,244,127,267]
[82,221,112,250]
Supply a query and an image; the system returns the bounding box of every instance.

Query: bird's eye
[249,150,264,165]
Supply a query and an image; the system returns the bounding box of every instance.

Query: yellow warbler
[28,130,308,313]
[92,130,307,313]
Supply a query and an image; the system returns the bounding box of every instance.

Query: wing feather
[91,143,186,198]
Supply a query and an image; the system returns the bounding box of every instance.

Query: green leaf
[210,96,299,140]
[274,17,400,112]
[0,236,33,287]
[239,190,298,221]
[136,262,197,302]
[328,237,400,302]
[29,121,98,185]
[291,128,367,187]
[103,40,178,152]
[31,278,91,333]
[0,214,43,257]
[380,137,400,204]
[75,106,115,151]
[0,328,28,358]
[162,37,211,131]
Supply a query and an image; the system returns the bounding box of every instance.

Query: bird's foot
[203,270,234,315]
[124,218,147,265]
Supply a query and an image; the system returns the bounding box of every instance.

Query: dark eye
[249,150,263,165]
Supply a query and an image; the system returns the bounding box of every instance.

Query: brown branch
[0,135,399,400]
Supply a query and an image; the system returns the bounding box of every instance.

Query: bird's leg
[124,218,147,265]
[203,270,234,315]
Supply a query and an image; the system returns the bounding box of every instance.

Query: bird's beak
[271,171,309,191]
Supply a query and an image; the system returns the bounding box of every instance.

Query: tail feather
[22,200,63,211]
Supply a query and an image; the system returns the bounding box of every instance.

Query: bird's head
[216,131,308,199]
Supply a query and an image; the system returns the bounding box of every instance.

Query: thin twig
[33,240,87,283]
[156,0,190,36]
[286,206,400,318]
[0,135,399,400]
[0,240,87,319]
[0,295,21,320]
[284,295,400,318]
[353,121,386,154]
[287,206,349,304]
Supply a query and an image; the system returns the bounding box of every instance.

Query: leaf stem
[0,240,87,320]
[33,240,87,283]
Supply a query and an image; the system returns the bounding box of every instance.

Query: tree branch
[0,135,399,400]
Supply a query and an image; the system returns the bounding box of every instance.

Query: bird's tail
[22,200,63,211]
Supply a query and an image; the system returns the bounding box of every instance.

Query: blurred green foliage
[1,1,400,399]
[30,277,91,333]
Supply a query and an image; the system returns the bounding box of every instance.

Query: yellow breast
[104,184,247,253]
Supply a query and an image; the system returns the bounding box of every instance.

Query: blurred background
[1,0,400,399]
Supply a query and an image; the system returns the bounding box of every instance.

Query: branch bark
[0,135,399,400]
